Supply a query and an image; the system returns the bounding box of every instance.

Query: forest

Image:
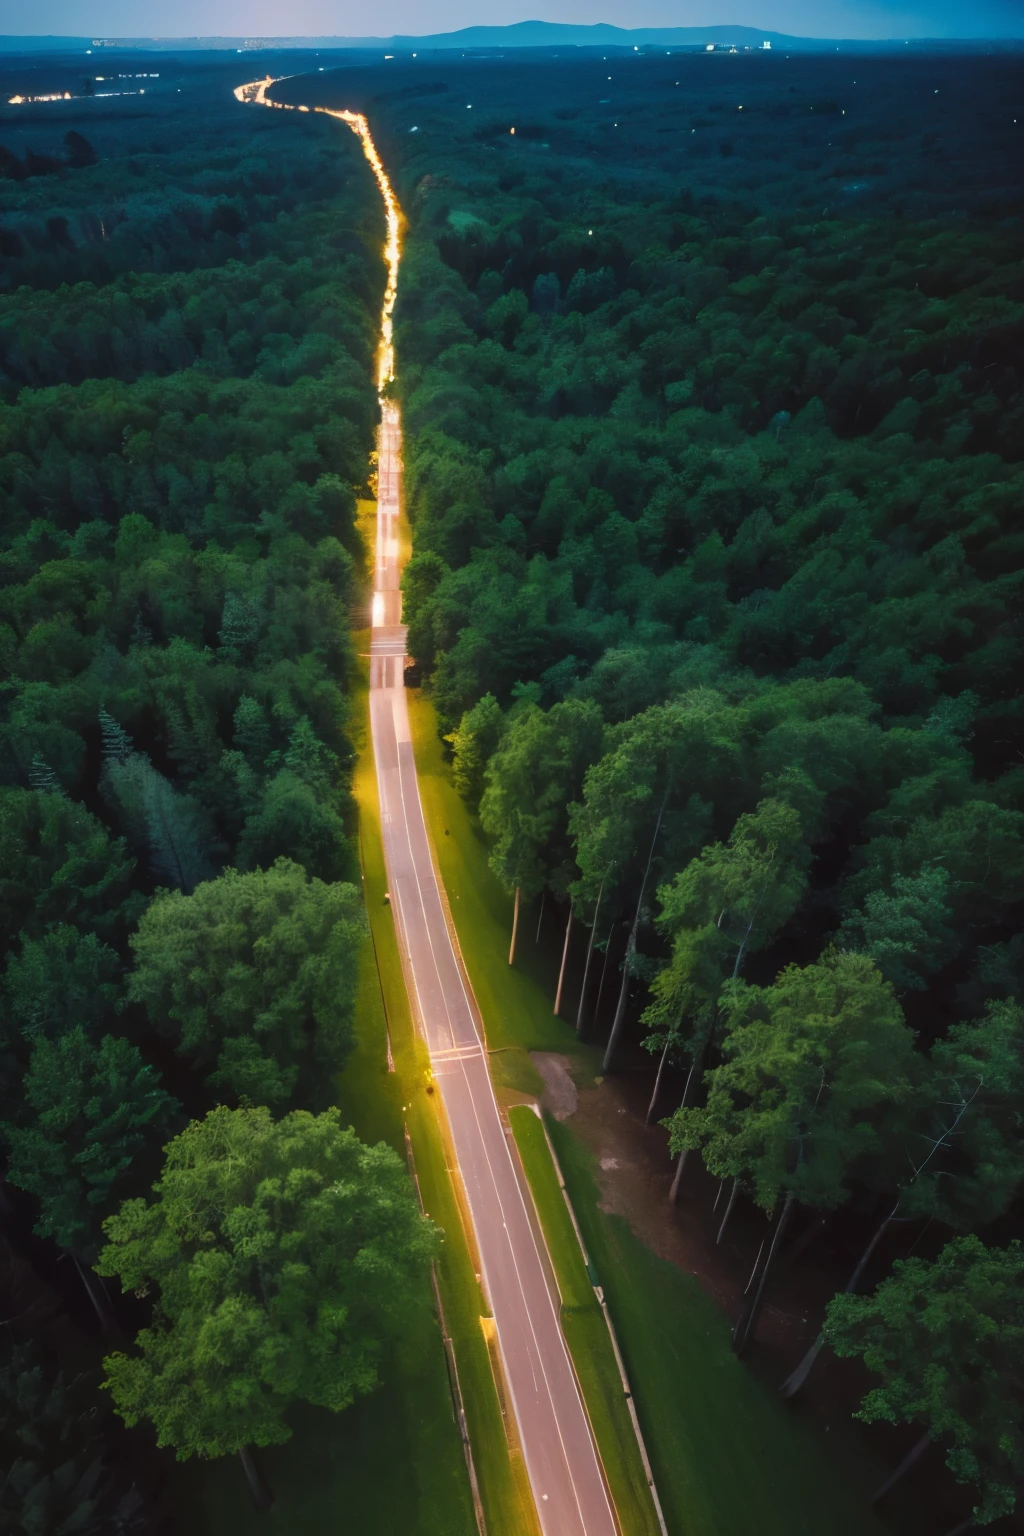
[0,37,1021,1536]
[0,55,447,1530]
[278,44,1024,1533]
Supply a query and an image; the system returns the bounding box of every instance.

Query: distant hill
[3,20,1023,53]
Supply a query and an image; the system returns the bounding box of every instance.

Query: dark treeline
[312,47,1024,1529]
[0,63,440,1527]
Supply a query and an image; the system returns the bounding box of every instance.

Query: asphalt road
[370,403,618,1536]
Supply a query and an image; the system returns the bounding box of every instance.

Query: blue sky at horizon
[2,0,1023,38]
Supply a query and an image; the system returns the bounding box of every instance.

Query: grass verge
[509,1106,663,1536]
[353,651,540,1536]
[406,690,599,1093]
[548,1121,894,1536]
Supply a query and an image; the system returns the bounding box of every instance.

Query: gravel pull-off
[531,1052,579,1120]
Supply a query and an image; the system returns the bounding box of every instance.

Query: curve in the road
[236,78,619,1536]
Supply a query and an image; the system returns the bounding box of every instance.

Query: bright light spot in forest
[372,593,385,626]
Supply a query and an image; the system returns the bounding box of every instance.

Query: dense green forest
[0,58,442,1528]
[2,41,1022,1535]
[280,47,1024,1530]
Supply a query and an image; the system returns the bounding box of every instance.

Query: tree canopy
[127,859,365,1104]
[98,1106,438,1459]
[825,1236,1024,1526]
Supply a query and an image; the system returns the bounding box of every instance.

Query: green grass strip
[548,1120,896,1536]
[353,649,541,1536]
[406,692,596,1076]
[509,1106,663,1536]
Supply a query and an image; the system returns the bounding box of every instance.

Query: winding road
[238,77,619,1536]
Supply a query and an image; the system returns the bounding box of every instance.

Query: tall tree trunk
[575,879,604,1036]
[508,886,520,966]
[602,929,635,1074]
[592,920,616,1030]
[238,1446,274,1510]
[779,1204,897,1398]
[732,1190,797,1355]
[716,1177,739,1245]
[553,904,572,1016]
[871,1434,930,1504]
[73,1255,116,1333]
[667,1031,711,1202]
[602,791,668,1074]
[645,1036,671,1125]
[535,888,546,945]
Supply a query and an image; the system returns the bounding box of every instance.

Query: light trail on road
[237,75,619,1536]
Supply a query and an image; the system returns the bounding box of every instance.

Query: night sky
[4,0,1024,40]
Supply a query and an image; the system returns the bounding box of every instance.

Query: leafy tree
[1,1027,180,1261]
[446,691,503,802]
[825,1236,1024,1526]
[570,696,743,913]
[232,695,272,770]
[127,859,364,1103]
[98,1106,437,1491]
[481,698,604,893]
[0,789,138,951]
[282,715,341,795]
[670,951,916,1352]
[839,866,954,992]
[480,696,604,970]
[237,770,352,883]
[570,695,742,1062]
[782,999,1024,1397]
[648,797,810,1180]
[913,1001,1024,1230]
[2,925,121,1046]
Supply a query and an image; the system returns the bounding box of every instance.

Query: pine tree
[142,771,215,894]
[98,709,134,767]
[27,754,61,795]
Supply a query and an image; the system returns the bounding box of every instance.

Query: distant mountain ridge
[3,20,1023,52]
